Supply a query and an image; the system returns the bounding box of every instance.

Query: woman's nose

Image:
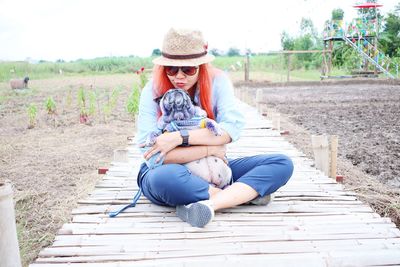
[175,69,185,78]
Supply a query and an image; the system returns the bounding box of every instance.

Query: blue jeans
[137,154,294,207]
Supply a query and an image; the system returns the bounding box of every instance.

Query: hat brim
[152,54,215,66]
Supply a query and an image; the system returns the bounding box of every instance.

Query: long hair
[153,64,215,120]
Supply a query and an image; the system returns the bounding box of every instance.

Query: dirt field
[253,81,400,187]
[0,75,137,266]
[237,79,400,228]
[0,75,399,266]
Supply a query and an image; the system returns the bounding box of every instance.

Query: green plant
[136,67,148,89]
[126,83,141,119]
[109,87,121,108]
[66,88,72,108]
[44,96,56,114]
[77,87,88,123]
[88,90,97,116]
[27,103,37,129]
[102,87,121,121]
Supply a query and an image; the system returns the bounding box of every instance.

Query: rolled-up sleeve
[135,80,164,168]
[212,74,245,142]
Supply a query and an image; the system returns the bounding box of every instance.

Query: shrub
[77,87,88,123]
[126,84,141,120]
[44,96,56,114]
[27,103,37,129]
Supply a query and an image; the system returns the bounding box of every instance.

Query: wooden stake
[113,149,128,163]
[244,53,250,82]
[0,183,22,267]
[239,89,245,102]
[311,135,330,176]
[330,135,338,178]
[256,89,263,113]
[287,54,291,82]
[272,113,281,131]
[245,89,251,105]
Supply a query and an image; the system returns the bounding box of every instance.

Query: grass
[15,192,60,267]
[0,54,331,83]
[0,57,154,82]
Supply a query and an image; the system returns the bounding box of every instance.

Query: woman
[136,28,293,228]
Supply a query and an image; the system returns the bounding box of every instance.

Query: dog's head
[160,89,195,122]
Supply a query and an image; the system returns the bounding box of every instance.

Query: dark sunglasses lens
[165,66,179,76]
[181,67,197,76]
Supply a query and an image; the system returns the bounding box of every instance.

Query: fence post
[256,89,263,113]
[0,182,22,267]
[244,53,250,82]
[245,88,251,105]
[271,113,281,131]
[286,54,291,82]
[311,135,330,176]
[113,149,128,163]
[330,135,338,178]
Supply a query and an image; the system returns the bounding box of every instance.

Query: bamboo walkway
[30,102,400,267]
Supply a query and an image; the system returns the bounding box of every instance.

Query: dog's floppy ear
[160,93,171,115]
[154,96,162,105]
[159,89,177,116]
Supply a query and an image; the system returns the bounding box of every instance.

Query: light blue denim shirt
[135,72,245,168]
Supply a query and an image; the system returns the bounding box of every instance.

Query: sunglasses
[165,66,198,76]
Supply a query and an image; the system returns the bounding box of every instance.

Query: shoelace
[108,188,142,217]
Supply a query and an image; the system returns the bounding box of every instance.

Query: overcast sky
[0,0,398,61]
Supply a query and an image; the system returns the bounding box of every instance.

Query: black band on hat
[162,51,207,59]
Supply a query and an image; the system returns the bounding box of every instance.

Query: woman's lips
[176,83,186,88]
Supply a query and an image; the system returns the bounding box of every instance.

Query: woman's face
[165,66,199,91]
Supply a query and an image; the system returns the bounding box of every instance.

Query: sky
[0,0,399,62]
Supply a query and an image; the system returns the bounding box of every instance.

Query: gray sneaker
[249,194,273,205]
[176,200,214,228]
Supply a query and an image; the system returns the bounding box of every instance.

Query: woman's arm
[188,128,231,145]
[143,129,229,162]
[163,144,227,164]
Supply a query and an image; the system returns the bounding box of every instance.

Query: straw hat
[152,28,215,66]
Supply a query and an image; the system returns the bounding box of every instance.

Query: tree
[151,48,161,56]
[280,31,294,50]
[280,18,323,69]
[380,12,400,57]
[299,18,319,40]
[227,47,240,57]
[332,8,344,20]
[210,48,221,56]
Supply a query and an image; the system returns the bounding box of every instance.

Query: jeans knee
[144,164,209,206]
[147,164,189,189]
[277,154,294,183]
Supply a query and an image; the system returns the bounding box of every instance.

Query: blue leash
[108,188,142,217]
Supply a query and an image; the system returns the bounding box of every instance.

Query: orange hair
[152,64,215,120]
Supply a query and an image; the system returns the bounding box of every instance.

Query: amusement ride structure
[322,2,398,79]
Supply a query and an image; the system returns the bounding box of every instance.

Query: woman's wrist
[174,131,183,146]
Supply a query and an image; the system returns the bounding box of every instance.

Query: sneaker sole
[176,202,213,228]
[250,194,272,205]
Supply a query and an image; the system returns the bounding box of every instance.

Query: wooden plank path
[30,102,400,267]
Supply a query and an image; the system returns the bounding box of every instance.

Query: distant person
[136,28,294,227]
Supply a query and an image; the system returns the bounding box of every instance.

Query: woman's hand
[207,145,228,164]
[141,132,182,163]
